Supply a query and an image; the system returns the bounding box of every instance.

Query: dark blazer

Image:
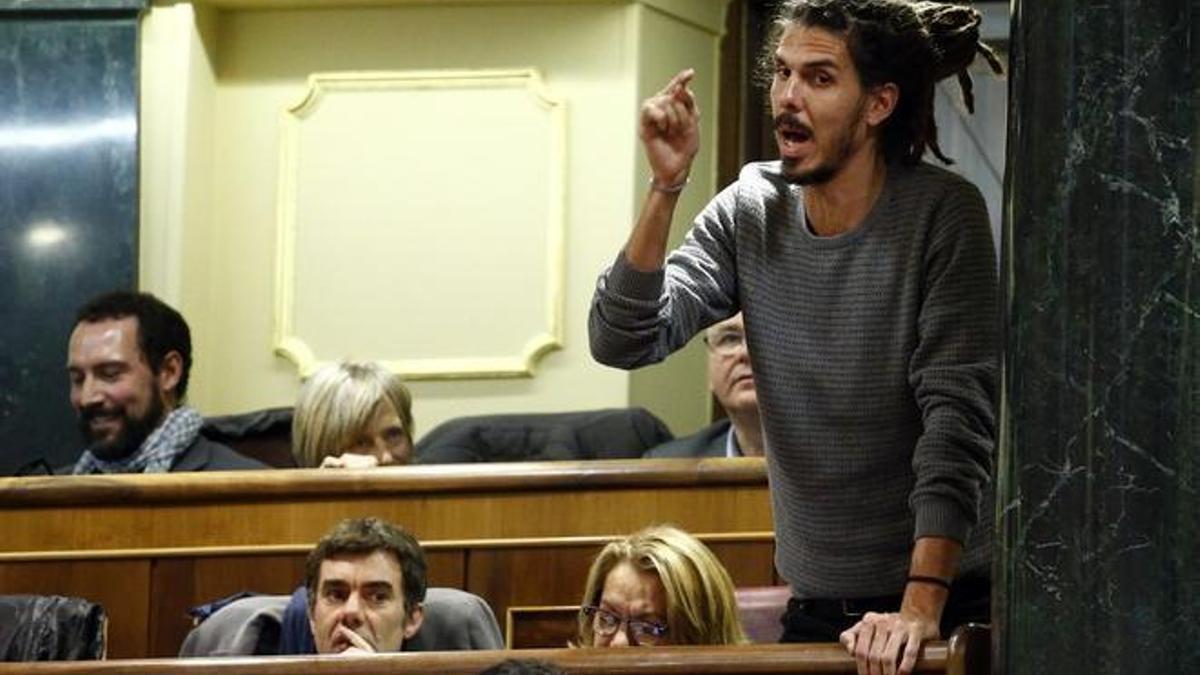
[171,436,269,471]
[59,435,267,475]
[643,419,732,459]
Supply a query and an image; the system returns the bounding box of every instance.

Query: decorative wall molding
[274,69,566,380]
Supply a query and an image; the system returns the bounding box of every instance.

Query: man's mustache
[79,404,122,423]
[774,114,813,137]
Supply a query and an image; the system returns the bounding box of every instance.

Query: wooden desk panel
[0,460,770,553]
[467,544,601,628]
[0,560,150,659]
[0,460,773,658]
[468,537,777,633]
[506,605,580,649]
[704,540,779,587]
[147,554,307,658]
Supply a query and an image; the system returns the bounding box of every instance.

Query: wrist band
[649,176,689,194]
[906,575,952,591]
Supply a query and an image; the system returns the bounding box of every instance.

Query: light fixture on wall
[25,219,70,250]
[0,115,135,150]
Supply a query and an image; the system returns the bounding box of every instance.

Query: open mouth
[776,126,813,158]
[774,115,813,155]
[779,127,811,144]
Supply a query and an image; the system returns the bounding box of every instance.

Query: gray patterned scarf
[72,406,203,475]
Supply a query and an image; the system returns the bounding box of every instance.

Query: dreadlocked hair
[756,0,1003,165]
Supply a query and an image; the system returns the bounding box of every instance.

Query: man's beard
[775,98,866,186]
[77,394,166,461]
[781,152,847,185]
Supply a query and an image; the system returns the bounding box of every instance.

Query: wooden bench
[0,458,776,658]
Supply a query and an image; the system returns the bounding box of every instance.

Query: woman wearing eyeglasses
[577,525,747,646]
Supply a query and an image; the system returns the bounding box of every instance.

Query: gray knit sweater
[589,161,996,598]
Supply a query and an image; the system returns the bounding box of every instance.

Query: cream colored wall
[627,2,725,434]
[140,0,730,441]
[274,69,567,379]
[141,2,223,405]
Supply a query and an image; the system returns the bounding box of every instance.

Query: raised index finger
[336,625,376,653]
[658,68,695,96]
[673,85,698,114]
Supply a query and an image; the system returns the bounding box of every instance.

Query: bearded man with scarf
[65,291,265,475]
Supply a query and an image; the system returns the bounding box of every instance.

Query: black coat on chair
[415,408,674,463]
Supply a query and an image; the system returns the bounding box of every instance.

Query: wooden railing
[0,643,960,674]
[0,458,776,658]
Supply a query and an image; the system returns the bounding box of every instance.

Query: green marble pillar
[998,1,1200,673]
[0,0,145,474]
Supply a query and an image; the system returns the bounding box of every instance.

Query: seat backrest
[179,587,502,656]
[408,587,504,651]
[178,594,286,657]
[0,595,107,661]
[200,407,296,468]
[735,586,791,644]
[416,408,674,463]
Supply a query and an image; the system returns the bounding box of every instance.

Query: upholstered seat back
[201,407,295,468]
[734,586,791,644]
[179,587,502,656]
[416,408,673,463]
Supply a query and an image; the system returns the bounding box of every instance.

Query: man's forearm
[901,536,962,628]
[624,188,683,272]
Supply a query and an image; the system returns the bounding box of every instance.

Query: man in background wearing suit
[645,313,762,458]
[65,290,264,474]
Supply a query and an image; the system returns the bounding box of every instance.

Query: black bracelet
[906,575,952,591]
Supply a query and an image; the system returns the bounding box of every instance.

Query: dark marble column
[998,1,1200,673]
[0,0,144,475]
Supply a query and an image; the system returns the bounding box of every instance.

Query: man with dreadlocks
[588,1,1002,673]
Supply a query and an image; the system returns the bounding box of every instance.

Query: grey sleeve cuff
[605,250,667,302]
[912,496,973,544]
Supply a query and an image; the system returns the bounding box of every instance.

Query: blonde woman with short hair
[291,361,414,468]
[577,524,747,647]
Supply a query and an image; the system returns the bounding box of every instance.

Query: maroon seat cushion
[735,586,790,644]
